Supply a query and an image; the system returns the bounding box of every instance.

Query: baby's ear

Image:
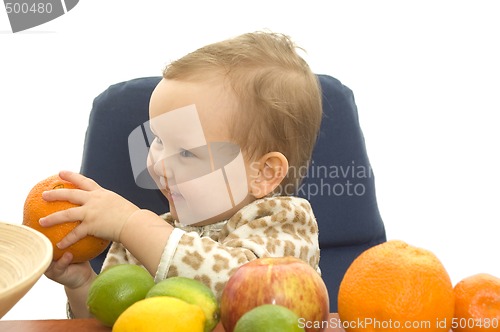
[249,152,289,198]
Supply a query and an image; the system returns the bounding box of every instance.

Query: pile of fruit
[23,175,500,331]
[86,256,329,332]
[85,244,500,332]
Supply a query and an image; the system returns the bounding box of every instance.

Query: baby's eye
[179,149,195,158]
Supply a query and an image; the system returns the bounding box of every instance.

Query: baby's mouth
[167,189,183,202]
[161,180,183,201]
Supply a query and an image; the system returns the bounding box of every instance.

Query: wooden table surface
[1,313,343,331]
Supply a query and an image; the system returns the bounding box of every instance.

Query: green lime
[146,276,220,332]
[234,304,305,332]
[87,264,155,327]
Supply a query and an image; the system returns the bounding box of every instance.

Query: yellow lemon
[146,276,219,332]
[87,264,154,327]
[234,304,305,332]
[112,296,206,332]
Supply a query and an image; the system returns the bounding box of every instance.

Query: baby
[42,31,323,318]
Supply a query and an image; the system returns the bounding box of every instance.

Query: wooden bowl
[0,221,52,318]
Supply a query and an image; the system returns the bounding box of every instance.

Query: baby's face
[147,78,256,225]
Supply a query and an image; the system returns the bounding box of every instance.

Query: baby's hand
[44,252,94,289]
[39,170,139,249]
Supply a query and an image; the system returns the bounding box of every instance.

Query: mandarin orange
[337,240,455,331]
[453,273,500,332]
[23,174,110,263]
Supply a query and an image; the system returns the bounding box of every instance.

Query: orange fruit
[338,240,454,331]
[23,174,110,263]
[453,273,500,332]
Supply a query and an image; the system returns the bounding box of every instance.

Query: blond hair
[163,31,322,194]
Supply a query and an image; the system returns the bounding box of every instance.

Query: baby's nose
[154,156,176,179]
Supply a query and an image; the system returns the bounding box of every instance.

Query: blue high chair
[80,75,386,311]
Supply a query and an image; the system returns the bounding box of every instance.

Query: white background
[1,0,499,320]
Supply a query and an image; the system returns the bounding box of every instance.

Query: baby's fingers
[58,170,100,191]
[39,207,87,249]
[39,206,84,227]
[45,252,73,280]
[56,224,88,249]
[42,188,87,206]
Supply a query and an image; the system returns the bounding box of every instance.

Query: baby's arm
[44,252,96,318]
[65,274,95,318]
[118,209,173,274]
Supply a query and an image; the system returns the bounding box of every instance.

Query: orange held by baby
[23,174,110,263]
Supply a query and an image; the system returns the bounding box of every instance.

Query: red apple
[220,256,329,332]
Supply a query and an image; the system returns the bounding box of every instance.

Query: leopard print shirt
[101,196,320,299]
